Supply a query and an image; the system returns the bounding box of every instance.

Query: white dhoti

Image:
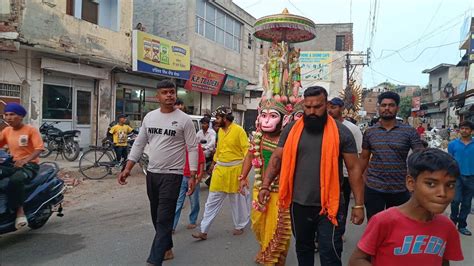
[200,191,250,233]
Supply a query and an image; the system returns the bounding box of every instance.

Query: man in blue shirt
[449,120,474,236]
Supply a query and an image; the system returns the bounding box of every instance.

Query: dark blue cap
[4,103,27,117]
[329,97,344,107]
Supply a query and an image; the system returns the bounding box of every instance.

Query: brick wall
[0,0,21,51]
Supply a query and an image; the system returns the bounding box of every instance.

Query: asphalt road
[0,171,472,265]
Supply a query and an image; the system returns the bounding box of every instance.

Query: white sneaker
[15,216,28,230]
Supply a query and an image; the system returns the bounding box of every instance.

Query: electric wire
[381,41,460,63]
[369,66,410,85]
[412,0,444,54]
[287,0,308,17]
[373,9,468,62]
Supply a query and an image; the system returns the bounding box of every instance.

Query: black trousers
[113,146,128,163]
[290,202,344,266]
[146,172,183,266]
[364,186,410,220]
[0,163,39,210]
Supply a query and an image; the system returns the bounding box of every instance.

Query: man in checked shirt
[360,91,424,220]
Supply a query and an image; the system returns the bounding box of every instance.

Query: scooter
[0,150,65,234]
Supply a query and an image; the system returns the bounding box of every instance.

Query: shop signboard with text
[184,66,225,95]
[221,75,249,94]
[300,51,333,81]
[132,30,190,79]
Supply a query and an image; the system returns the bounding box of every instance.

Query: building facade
[454,16,474,123]
[133,0,261,125]
[294,23,363,100]
[421,64,465,128]
[0,0,132,147]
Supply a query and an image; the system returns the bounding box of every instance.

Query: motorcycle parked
[39,122,81,161]
[424,131,444,150]
[0,150,65,234]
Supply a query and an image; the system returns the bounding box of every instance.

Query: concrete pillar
[26,50,42,128]
[96,75,113,143]
[202,93,212,114]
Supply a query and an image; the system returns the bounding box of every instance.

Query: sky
[233,0,473,88]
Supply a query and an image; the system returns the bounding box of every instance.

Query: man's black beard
[380,114,396,121]
[303,112,327,134]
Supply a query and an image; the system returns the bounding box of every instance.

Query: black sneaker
[458,228,472,236]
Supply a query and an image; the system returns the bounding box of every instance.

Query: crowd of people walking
[114,79,472,266]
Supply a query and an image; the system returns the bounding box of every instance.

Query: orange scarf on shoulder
[279,116,340,225]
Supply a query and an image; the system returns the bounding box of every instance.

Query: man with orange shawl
[258,86,365,266]
[239,98,292,265]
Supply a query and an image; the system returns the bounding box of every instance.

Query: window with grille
[0,83,21,98]
[196,0,242,53]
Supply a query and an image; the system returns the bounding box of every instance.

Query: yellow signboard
[132,30,191,79]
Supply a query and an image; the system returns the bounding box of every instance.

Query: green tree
[398,96,412,119]
[377,81,396,91]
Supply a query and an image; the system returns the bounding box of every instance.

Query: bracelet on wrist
[352,205,364,209]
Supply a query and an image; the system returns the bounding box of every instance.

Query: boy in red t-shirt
[350,148,464,266]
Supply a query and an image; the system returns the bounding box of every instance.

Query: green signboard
[221,75,249,94]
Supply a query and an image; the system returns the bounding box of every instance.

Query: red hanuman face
[259,109,282,133]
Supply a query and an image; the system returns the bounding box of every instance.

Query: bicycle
[78,138,148,180]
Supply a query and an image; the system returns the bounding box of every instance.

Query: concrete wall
[134,0,189,44]
[295,23,353,52]
[12,0,132,67]
[0,49,43,126]
[0,0,21,51]
[428,70,449,91]
[448,67,466,93]
[362,91,380,118]
[426,66,465,102]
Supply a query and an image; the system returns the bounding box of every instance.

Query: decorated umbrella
[254,8,316,43]
[253,9,316,103]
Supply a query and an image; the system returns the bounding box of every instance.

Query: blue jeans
[173,176,200,230]
[450,175,474,229]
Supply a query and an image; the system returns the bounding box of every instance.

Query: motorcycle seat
[63,130,80,136]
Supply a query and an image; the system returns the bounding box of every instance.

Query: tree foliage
[377,81,396,91]
[399,96,412,119]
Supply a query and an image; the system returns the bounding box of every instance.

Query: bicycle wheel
[79,149,114,180]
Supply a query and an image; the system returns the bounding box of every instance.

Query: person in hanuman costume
[239,97,294,265]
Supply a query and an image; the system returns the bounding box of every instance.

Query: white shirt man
[196,117,216,159]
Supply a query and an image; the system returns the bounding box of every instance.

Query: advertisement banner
[221,75,249,94]
[411,96,421,111]
[299,52,333,81]
[132,30,190,79]
[184,66,225,95]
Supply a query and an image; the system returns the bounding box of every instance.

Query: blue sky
[234,0,472,88]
